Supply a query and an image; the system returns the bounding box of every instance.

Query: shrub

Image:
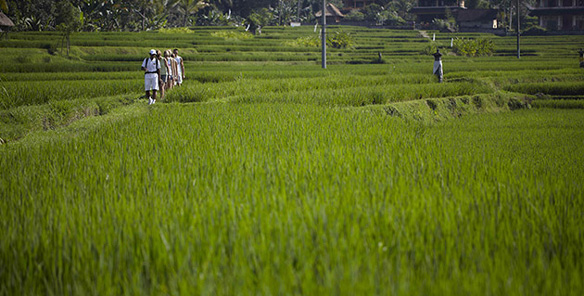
[452,37,494,57]
[245,8,273,35]
[344,10,365,22]
[380,10,406,26]
[361,4,384,22]
[327,31,355,49]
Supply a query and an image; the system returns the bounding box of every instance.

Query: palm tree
[177,0,208,26]
[1,0,8,13]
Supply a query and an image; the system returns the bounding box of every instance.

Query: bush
[361,4,384,22]
[327,31,355,49]
[379,10,406,26]
[452,37,494,57]
[344,10,365,22]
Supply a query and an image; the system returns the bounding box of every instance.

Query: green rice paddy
[1,26,583,295]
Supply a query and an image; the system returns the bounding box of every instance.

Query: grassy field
[1,26,583,295]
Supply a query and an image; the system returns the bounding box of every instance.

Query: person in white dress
[173,48,185,86]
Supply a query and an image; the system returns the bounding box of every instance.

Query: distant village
[1,0,583,35]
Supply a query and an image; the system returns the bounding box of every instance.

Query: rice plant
[1,104,583,295]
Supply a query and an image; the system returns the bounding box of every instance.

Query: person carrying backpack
[141,49,161,104]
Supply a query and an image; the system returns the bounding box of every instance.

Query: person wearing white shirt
[173,48,185,86]
[141,49,161,104]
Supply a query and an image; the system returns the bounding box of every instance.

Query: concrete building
[457,9,498,30]
[410,0,466,23]
[529,0,584,31]
[343,0,375,9]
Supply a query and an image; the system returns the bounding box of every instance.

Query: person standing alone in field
[433,49,443,83]
[173,48,185,86]
[142,49,160,104]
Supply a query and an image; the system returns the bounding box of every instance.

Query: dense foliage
[452,37,495,57]
[4,0,334,31]
[2,0,538,32]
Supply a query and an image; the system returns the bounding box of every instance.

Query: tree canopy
[3,0,533,32]
[55,0,82,55]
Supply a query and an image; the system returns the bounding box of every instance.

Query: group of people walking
[141,48,185,105]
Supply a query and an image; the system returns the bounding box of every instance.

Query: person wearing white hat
[141,49,161,104]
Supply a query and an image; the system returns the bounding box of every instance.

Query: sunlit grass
[1,105,583,295]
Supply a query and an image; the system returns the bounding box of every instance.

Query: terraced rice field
[1,26,583,295]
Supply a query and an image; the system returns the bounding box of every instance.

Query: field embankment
[1,28,583,143]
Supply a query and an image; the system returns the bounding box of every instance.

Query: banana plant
[177,0,208,26]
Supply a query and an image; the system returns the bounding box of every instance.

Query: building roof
[315,3,345,18]
[0,11,14,27]
[456,9,497,22]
